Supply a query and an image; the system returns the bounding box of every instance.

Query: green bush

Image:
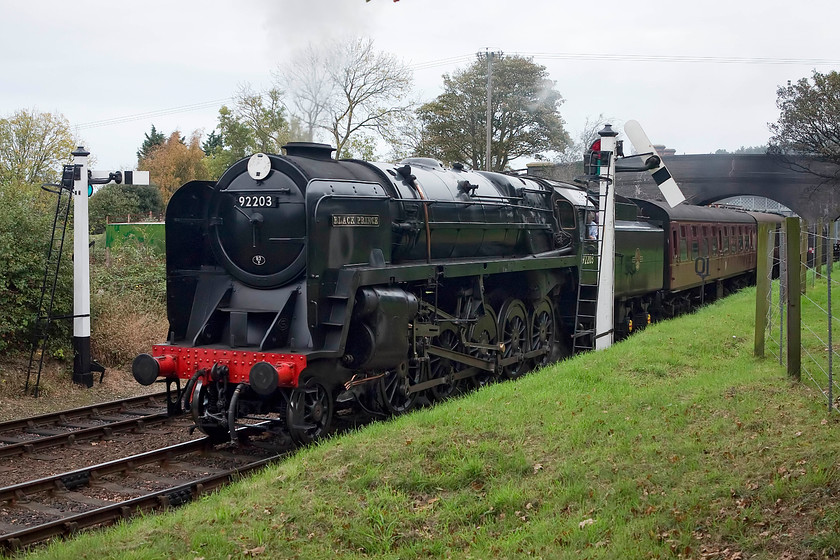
[0,184,73,355]
[91,240,166,305]
[90,240,167,367]
[88,183,163,234]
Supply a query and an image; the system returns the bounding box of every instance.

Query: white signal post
[71,147,97,386]
[592,121,685,352]
[595,125,618,351]
[70,146,150,387]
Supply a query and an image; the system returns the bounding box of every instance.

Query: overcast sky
[1,0,837,172]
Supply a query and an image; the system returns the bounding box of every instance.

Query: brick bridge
[528,154,840,222]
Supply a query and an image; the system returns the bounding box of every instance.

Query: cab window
[554,200,576,229]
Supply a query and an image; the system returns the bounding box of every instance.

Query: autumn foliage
[138,131,209,204]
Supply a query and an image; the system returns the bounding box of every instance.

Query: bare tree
[274,45,333,143]
[325,38,413,158]
[277,37,413,159]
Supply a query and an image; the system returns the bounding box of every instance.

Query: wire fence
[762,221,840,413]
[105,212,164,224]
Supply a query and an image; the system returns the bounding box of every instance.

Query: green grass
[21,287,840,559]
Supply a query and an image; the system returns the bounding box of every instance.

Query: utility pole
[477,50,502,171]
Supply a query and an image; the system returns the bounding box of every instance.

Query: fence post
[827,227,833,413]
[755,222,770,358]
[800,219,808,295]
[779,227,786,365]
[816,218,824,281]
[786,217,801,381]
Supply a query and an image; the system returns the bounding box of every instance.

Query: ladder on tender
[25,178,74,396]
[571,193,606,354]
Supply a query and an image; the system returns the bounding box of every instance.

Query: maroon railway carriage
[633,199,782,316]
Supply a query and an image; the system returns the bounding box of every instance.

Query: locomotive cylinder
[344,287,419,370]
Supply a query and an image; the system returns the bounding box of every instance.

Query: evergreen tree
[202,130,223,155]
[136,124,166,162]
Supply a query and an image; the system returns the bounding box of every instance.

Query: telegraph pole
[477,50,502,171]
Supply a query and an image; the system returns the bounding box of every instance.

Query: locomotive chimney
[282,142,336,160]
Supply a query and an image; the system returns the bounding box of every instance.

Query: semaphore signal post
[69,147,150,387]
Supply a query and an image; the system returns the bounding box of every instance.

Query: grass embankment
[24,287,840,559]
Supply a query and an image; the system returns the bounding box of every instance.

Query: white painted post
[595,125,618,351]
[68,152,149,387]
[71,147,97,387]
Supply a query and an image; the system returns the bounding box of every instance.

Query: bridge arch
[527,154,840,222]
[616,154,840,222]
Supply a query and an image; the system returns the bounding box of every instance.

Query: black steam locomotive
[132,143,776,444]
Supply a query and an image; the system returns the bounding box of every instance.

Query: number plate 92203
[236,195,277,208]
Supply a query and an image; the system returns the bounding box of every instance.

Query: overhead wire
[76,98,234,130]
[75,51,840,131]
[513,52,840,66]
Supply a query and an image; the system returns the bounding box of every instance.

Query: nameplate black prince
[331,214,380,227]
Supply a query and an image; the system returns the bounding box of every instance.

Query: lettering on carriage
[331,214,380,227]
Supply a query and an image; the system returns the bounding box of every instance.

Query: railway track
[0,392,171,458]
[0,429,284,552]
[0,394,369,551]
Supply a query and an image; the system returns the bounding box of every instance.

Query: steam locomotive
[132,142,777,445]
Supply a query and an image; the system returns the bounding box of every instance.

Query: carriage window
[712,237,718,255]
[702,239,709,257]
[680,238,688,261]
[692,226,698,237]
[672,230,678,259]
[680,225,686,238]
[691,240,699,259]
[723,236,730,254]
